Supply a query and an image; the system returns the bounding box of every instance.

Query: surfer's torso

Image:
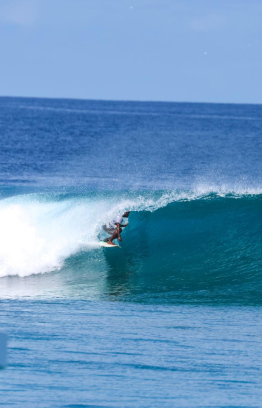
[109,215,123,229]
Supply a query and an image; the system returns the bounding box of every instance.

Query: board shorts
[102,224,117,235]
[102,224,123,235]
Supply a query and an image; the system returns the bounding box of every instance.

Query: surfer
[103,211,130,245]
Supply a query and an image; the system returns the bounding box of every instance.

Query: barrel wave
[123,194,262,304]
[0,190,261,304]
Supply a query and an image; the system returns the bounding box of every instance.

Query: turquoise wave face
[0,190,261,304]
[116,194,262,303]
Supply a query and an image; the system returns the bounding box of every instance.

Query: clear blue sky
[0,0,261,103]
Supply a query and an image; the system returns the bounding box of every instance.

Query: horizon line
[0,94,261,107]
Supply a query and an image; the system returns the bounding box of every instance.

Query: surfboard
[100,241,121,248]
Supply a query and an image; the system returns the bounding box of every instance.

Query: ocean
[0,97,261,407]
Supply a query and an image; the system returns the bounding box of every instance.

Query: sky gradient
[0,0,261,103]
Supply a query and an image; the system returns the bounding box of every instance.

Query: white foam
[0,195,108,277]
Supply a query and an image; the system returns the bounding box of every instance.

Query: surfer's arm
[120,223,128,227]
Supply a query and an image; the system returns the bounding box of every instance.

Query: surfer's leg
[104,231,117,241]
[107,230,118,244]
[107,227,123,245]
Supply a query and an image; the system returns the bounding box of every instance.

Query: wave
[0,190,164,277]
[0,189,261,303]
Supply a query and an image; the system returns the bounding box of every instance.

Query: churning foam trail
[0,195,111,277]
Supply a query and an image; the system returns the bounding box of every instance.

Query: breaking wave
[0,188,261,303]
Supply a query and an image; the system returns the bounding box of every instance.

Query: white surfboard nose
[0,333,7,368]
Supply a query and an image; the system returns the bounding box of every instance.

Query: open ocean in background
[0,97,261,407]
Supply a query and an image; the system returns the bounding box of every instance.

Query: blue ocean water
[0,97,261,407]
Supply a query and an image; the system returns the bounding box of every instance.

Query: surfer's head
[123,211,130,218]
